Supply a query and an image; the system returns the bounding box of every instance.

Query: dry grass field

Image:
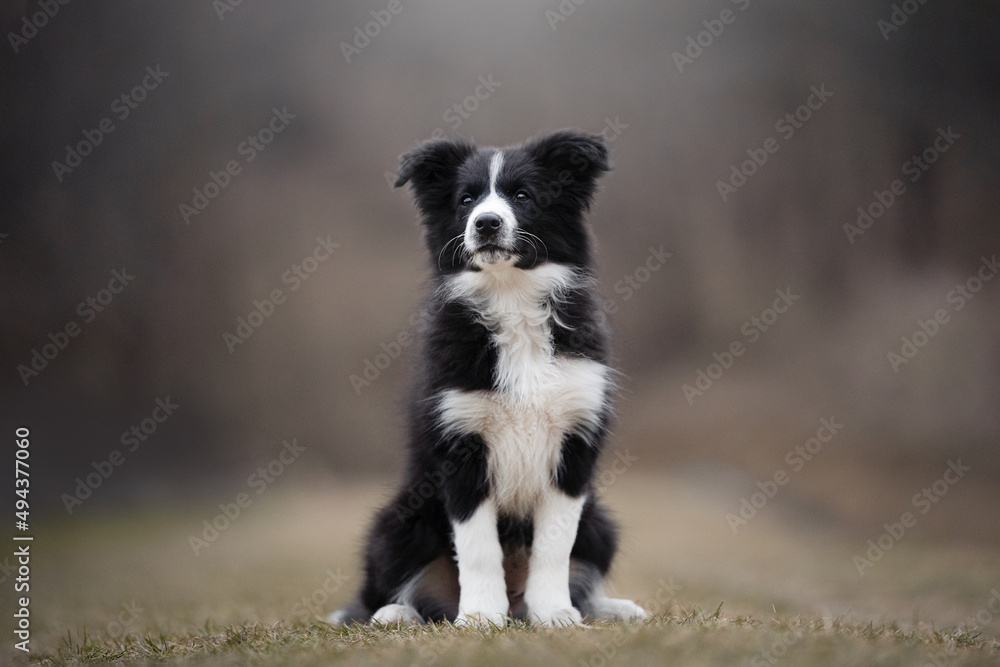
[10,469,1000,665]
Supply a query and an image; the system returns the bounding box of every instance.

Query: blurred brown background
[2,0,999,545]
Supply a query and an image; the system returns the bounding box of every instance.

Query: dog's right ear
[394,138,475,214]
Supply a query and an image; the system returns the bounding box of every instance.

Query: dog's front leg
[525,490,587,626]
[452,499,509,626]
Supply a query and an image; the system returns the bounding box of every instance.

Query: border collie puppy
[330,130,647,627]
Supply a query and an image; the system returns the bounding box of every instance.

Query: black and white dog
[330,130,646,627]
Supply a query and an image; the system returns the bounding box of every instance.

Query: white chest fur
[437,264,610,516]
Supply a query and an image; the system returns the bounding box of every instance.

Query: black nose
[474,214,502,232]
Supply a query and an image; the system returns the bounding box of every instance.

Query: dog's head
[394,129,610,273]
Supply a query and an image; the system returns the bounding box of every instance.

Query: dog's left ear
[394,139,476,215]
[394,138,475,217]
[394,138,475,188]
[524,129,611,180]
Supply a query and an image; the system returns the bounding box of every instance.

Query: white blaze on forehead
[488,150,504,192]
[465,150,517,256]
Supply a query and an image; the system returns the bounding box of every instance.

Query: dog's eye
[515,191,530,202]
[460,195,473,207]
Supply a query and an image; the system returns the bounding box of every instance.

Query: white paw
[326,609,351,626]
[371,603,422,625]
[455,610,508,628]
[529,606,582,627]
[593,597,649,621]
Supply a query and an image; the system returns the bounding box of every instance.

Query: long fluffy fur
[330,129,645,626]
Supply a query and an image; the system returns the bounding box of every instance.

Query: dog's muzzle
[469,213,514,264]
[473,213,503,241]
